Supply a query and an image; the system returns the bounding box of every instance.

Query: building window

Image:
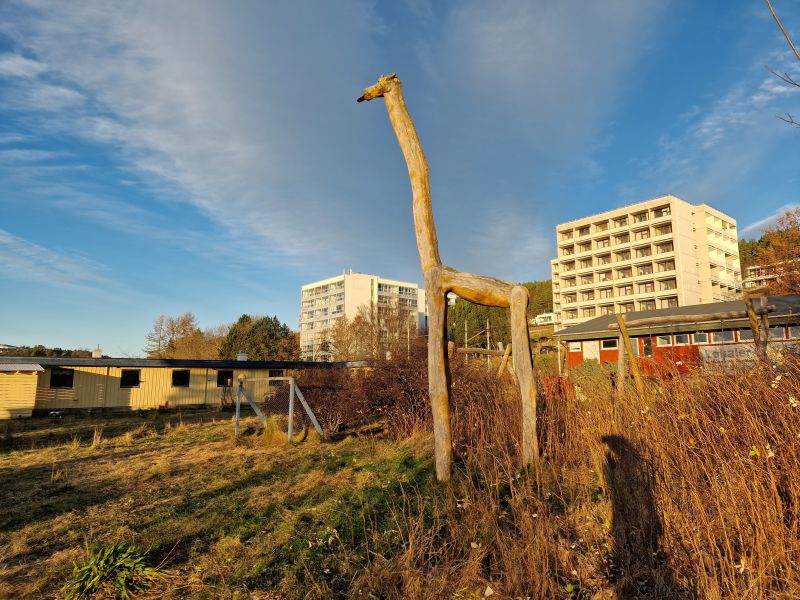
[172,369,190,387]
[578,242,592,252]
[269,369,284,378]
[601,339,619,349]
[217,370,234,388]
[711,331,734,344]
[615,233,630,244]
[618,284,633,296]
[637,263,654,276]
[633,228,650,241]
[599,287,613,299]
[582,307,596,318]
[660,297,678,308]
[578,226,590,237]
[638,281,654,293]
[769,326,786,340]
[565,310,578,319]
[569,342,581,352]
[600,304,615,315]
[639,300,656,311]
[633,212,648,223]
[50,368,74,389]
[597,254,611,265]
[619,302,635,313]
[580,274,594,285]
[738,329,755,342]
[657,260,675,272]
[674,334,690,345]
[581,290,595,301]
[120,369,141,388]
[635,246,652,258]
[598,271,612,282]
[560,230,573,241]
[563,261,575,272]
[653,205,671,218]
[655,224,672,236]
[579,258,592,269]
[615,250,631,262]
[595,221,609,232]
[789,326,800,339]
[659,278,677,291]
[693,332,709,344]
[616,267,632,279]
[614,217,628,228]
[656,242,674,254]
[657,335,672,347]
[597,237,610,248]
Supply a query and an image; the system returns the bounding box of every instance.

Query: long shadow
[601,435,687,599]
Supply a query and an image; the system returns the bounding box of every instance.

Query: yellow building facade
[0,358,335,417]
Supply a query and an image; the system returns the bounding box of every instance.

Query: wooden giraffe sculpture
[358,74,539,482]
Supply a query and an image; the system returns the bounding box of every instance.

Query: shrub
[62,543,162,599]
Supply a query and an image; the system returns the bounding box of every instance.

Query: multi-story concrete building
[299,270,426,360]
[551,195,741,329]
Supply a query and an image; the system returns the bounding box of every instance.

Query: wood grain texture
[615,315,644,396]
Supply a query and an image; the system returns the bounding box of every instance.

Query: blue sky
[0,0,798,356]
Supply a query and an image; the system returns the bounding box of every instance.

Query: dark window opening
[172,369,190,387]
[120,369,141,388]
[217,370,234,387]
[50,368,74,389]
[642,338,654,358]
[268,369,284,378]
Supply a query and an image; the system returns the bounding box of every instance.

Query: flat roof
[0,363,43,372]
[554,294,800,341]
[0,357,369,369]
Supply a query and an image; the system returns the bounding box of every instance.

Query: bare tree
[766,0,800,127]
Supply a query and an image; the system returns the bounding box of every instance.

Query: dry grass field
[1,352,799,599]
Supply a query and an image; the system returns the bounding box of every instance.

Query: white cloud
[0,53,47,77]
[0,228,110,288]
[0,148,71,161]
[0,1,383,262]
[740,203,800,237]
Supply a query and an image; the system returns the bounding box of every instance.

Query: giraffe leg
[510,285,539,473]
[426,267,452,481]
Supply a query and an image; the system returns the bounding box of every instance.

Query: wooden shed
[0,363,44,418]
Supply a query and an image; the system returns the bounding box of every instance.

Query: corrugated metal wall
[0,371,39,418]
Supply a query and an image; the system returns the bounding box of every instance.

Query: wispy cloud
[0,52,47,78]
[630,47,800,202]
[740,203,800,236]
[0,228,110,288]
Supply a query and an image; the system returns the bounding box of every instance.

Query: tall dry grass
[330,352,800,598]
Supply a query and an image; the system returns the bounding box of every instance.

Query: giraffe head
[357,73,400,102]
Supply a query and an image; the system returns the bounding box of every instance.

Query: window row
[50,368,279,390]
[558,206,672,241]
[561,239,674,257]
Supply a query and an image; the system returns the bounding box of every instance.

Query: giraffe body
[358,74,540,481]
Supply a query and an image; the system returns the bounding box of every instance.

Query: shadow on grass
[601,435,687,599]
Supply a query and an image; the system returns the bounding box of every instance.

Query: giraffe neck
[383,86,442,274]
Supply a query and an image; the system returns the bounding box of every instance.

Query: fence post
[235,382,242,437]
[287,378,295,442]
[616,314,644,396]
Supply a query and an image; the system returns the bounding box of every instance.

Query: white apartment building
[299,270,426,360]
[551,195,741,329]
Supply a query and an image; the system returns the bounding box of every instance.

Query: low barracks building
[0,357,340,419]
[555,295,800,373]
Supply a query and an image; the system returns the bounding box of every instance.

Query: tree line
[144,313,298,361]
[738,207,800,295]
